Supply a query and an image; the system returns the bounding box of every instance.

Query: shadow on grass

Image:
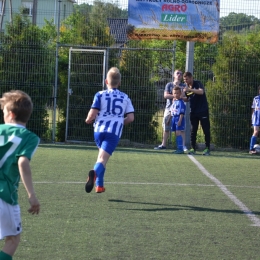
[108,199,260,215]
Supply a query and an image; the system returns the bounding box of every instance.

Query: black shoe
[85,170,96,193]
[154,145,166,150]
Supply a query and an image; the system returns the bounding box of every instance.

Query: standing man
[182,72,211,155]
[85,67,134,193]
[154,69,187,151]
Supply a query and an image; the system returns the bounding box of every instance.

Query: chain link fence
[0,0,259,149]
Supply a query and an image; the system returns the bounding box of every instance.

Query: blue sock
[176,135,183,151]
[94,162,105,187]
[250,136,257,150]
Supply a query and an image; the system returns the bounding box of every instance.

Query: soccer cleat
[172,149,184,154]
[154,145,166,150]
[188,148,196,155]
[85,170,96,193]
[202,148,210,156]
[96,186,105,193]
[183,146,188,152]
[249,149,257,155]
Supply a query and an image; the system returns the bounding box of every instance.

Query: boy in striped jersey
[171,86,186,154]
[249,86,260,154]
[0,90,40,260]
[85,67,134,193]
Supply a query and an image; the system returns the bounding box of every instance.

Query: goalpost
[65,48,107,143]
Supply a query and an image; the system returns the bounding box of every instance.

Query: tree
[53,2,122,141]
[119,41,158,143]
[0,13,55,139]
[220,12,260,32]
[206,31,260,149]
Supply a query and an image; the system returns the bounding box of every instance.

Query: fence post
[52,0,61,142]
[185,41,195,149]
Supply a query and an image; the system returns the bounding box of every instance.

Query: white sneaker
[183,146,188,152]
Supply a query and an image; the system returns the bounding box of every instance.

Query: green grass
[1,145,260,259]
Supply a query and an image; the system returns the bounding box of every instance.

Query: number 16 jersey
[91,88,134,138]
[0,124,39,205]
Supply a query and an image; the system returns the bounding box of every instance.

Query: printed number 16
[106,98,124,116]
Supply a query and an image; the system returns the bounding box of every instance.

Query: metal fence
[0,0,259,150]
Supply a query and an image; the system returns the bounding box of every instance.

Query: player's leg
[249,126,259,154]
[95,133,119,192]
[1,235,20,259]
[175,131,183,153]
[189,113,199,153]
[181,130,187,151]
[199,110,211,155]
[181,114,187,151]
[85,132,119,193]
[154,112,171,149]
[85,132,104,193]
[0,200,21,259]
[162,114,172,147]
[94,148,110,191]
[173,118,185,153]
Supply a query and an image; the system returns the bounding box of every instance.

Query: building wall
[0,0,76,30]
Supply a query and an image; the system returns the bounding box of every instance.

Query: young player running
[85,67,134,193]
[0,90,40,260]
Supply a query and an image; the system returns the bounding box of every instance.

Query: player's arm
[184,86,204,95]
[190,88,204,95]
[181,96,189,102]
[85,108,99,124]
[184,81,204,95]
[18,156,40,215]
[164,91,174,100]
[164,83,174,100]
[178,114,184,126]
[124,112,134,125]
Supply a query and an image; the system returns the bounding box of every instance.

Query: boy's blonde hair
[106,67,121,87]
[0,90,33,123]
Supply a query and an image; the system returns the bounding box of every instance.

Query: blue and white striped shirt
[91,88,134,138]
[252,95,260,126]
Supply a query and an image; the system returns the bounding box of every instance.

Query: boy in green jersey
[0,90,40,260]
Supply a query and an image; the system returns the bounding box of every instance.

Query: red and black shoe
[95,186,105,193]
[85,170,96,193]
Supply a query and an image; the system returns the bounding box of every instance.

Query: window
[22,2,33,16]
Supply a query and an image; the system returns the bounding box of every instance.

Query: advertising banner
[127,0,220,43]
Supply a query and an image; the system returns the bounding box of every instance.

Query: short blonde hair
[106,67,121,87]
[0,90,33,123]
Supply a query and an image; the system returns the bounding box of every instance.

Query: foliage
[119,41,159,143]
[220,12,260,33]
[206,31,260,149]
[194,42,218,83]
[0,14,54,139]
[54,2,126,141]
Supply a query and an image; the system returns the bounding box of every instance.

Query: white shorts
[0,198,22,239]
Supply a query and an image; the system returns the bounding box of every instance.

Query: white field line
[188,154,260,227]
[30,181,260,189]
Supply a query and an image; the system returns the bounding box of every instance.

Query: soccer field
[2,144,260,260]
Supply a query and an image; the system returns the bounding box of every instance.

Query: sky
[76,0,260,18]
